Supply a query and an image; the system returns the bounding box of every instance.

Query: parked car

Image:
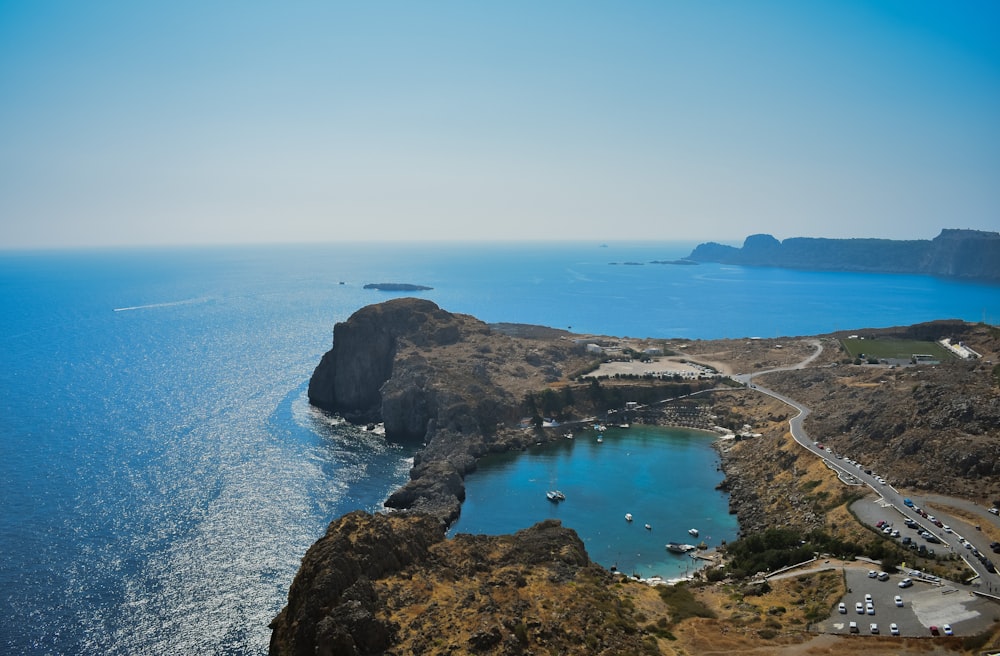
[867,570,878,578]
[899,578,913,588]
[870,623,879,634]
[867,603,875,615]
[930,625,939,636]
[856,602,864,613]
[894,595,903,607]
[988,507,999,515]
[890,623,899,636]
[877,572,890,581]
[943,624,953,636]
[838,602,846,613]
[849,621,858,633]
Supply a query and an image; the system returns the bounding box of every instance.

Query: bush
[657,583,715,625]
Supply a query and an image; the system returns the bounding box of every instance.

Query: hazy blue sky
[1,1,998,248]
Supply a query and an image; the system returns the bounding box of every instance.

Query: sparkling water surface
[2,242,997,654]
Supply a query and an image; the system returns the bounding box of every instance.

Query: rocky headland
[688,228,1000,282]
[274,299,1000,655]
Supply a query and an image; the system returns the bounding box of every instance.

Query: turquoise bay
[450,425,738,580]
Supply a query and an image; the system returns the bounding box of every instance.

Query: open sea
[2,241,997,655]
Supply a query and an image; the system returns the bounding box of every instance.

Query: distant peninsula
[687,229,1000,282]
[363,283,433,291]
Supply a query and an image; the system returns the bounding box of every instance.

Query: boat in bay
[546,490,566,502]
[666,542,696,554]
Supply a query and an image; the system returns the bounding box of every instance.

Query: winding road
[735,339,1000,590]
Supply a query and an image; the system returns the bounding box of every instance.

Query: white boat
[625,513,633,522]
[666,542,696,553]
[688,528,699,537]
[644,524,652,530]
[564,431,574,439]
[597,435,603,443]
[546,490,566,502]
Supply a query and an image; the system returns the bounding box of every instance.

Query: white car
[894,595,903,607]
[865,593,873,603]
[838,602,847,613]
[943,624,953,636]
[867,603,875,615]
[867,570,878,578]
[890,622,899,636]
[870,623,879,634]
[856,602,864,614]
[898,578,913,588]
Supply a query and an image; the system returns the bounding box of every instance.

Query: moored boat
[688,528,699,537]
[625,513,633,522]
[546,490,566,502]
[666,542,696,553]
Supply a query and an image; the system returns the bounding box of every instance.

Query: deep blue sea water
[2,242,997,655]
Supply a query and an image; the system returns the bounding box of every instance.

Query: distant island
[687,229,1000,282]
[363,283,433,291]
[608,259,698,266]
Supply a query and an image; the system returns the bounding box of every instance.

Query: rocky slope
[758,321,1000,501]
[269,511,659,656]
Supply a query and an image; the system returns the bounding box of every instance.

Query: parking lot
[816,566,998,637]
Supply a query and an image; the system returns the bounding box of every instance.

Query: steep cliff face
[688,229,1000,281]
[307,298,464,430]
[268,511,446,656]
[306,298,597,524]
[269,512,651,656]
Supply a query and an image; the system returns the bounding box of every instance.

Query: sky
[1,1,998,248]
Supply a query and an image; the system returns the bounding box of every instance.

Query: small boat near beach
[546,490,566,502]
[688,528,699,537]
[666,542,696,554]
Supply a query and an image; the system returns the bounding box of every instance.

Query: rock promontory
[688,229,1000,281]
[306,298,599,523]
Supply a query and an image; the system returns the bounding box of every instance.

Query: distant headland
[687,229,1000,282]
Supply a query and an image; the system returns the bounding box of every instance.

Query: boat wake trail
[113,298,209,312]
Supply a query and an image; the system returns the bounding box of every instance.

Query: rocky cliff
[268,511,656,656]
[688,229,1000,281]
[307,298,596,524]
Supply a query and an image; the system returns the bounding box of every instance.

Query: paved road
[735,340,1000,590]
